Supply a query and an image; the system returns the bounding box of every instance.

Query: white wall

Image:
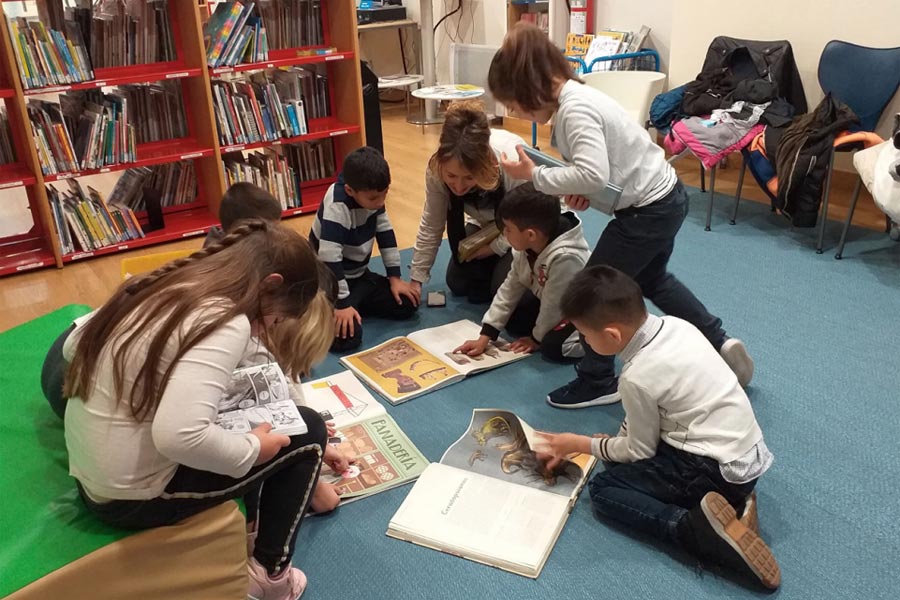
[668,0,900,138]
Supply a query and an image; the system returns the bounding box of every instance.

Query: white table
[377,74,425,121]
[408,85,486,133]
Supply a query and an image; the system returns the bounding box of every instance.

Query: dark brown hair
[64,220,321,421]
[496,182,560,238]
[220,182,283,232]
[488,23,579,112]
[428,99,499,191]
[561,266,648,329]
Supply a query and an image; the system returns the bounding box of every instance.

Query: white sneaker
[247,557,307,600]
[720,338,754,387]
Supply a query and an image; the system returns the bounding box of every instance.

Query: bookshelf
[0,0,365,277]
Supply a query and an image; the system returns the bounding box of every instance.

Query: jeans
[331,270,418,352]
[577,181,727,385]
[588,442,756,547]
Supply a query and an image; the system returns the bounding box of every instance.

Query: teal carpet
[296,189,900,599]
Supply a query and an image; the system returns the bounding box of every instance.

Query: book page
[300,370,385,429]
[408,320,527,376]
[388,463,569,577]
[341,336,462,404]
[319,413,429,503]
[216,363,307,436]
[439,409,585,498]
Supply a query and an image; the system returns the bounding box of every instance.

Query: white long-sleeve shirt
[533,79,677,213]
[64,305,262,501]
[591,315,773,483]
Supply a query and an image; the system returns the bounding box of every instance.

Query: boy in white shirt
[538,266,780,590]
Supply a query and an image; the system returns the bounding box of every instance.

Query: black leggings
[41,324,74,420]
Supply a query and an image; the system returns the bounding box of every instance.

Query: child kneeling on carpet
[310,147,420,352]
[203,182,283,247]
[537,266,780,590]
[455,182,589,361]
[63,221,333,600]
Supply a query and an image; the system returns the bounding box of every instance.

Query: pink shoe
[247,557,307,600]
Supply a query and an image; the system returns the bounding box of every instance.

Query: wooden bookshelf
[0,0,365,277]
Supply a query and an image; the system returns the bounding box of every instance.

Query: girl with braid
[55,221,332,600]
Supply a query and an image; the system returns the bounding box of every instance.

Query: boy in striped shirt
[310,147,419,352]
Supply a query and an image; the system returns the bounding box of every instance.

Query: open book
[300,371,428,503]
[521,146,624,214]
[387,409,596,578]
[216,363,307,436]
[340,320,528,405]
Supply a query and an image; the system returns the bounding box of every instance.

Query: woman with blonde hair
[409,100,527,303]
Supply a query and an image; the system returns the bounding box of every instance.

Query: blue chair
[815,40,900,256]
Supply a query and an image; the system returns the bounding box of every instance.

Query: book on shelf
[7,13,94,89]
[107,162,198,210]
[205,1,269,68]
[223,149,302,210]
[59,89,137,169]
[284,138,335,183]
[90,0,176,68]
[0,107,16,165]
[47,178,145,254]
[564,32,593,75]
[119,81,188,144]
[217,362,308,436]
[300,370,428,504]
[584,30,628,72]
[340,320,528,405]
[28,99,78,174]
[257,0,324,51]
[387,409,596,578]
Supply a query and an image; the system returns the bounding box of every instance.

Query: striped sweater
[309,174,401,308]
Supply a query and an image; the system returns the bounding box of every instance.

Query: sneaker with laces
[720,338,754,387]
[692,492,780,589]
[247,558,308,600]
[546,376,621,409]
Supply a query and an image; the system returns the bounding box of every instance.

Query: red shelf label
[181,229,206,237]
[325,55,345,61]
[180,152,204,160]
[166,72,190,79]
[70,252,94,261]
[16,262,44,271]
[213,67,233,74]
[329,130,349,137]
[223,145,246,153]
[94,81,107,88]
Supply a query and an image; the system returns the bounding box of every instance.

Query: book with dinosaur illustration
[339,320,529,405]
[386,409,597,578]
[299,371,428,503]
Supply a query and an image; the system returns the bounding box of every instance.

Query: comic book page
[216,363,307,436]
[300,370,387,429]
[439,409,593,499]
[407,320,528,377]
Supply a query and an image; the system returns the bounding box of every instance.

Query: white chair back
[581,71,667,128]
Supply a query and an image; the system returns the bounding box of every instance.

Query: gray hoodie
[481,212,590,342]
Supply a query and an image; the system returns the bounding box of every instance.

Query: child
[488,23,754,409]
[538,266,779,590]
[455,183,589,361]
[204,181,283,246]
[62,221,338,599]
[310,146,419,352]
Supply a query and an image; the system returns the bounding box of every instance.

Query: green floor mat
[0,305,127,597]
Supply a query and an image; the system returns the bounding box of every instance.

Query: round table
[377,74,425,122]
[408,85,486,133]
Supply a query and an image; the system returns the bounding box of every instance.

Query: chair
[813,40,900,256]
[120,248,195,281]
[581,71,667,129]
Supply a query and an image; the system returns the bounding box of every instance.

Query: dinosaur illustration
[472,416,511,446]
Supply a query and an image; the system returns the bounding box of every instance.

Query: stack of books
[284,139,335,183]
[0,108,15,165]
[90,0,176,68]
[120,81,187,144]
[28,99,78,174]
[60,90,137,169]
[107,162,197,211]
[8,15,94,89]
[205,1,269,68]
[258,0,324,50]
[211,71,310,147]
[47,179,145,255]
[274,66,329,120]
[223,149,302,210]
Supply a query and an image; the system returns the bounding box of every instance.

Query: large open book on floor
[386,409,596,578]
[340,320,528,404]
[300,371,428,503]
[217,363,307,436]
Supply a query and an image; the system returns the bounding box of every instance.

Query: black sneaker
[546,376,621,409]
[690,492,781,589]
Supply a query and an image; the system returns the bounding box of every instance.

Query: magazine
[387,409,596,578]
[521,146,624,214]
[216,363,307,436]
[340,320,528,405]
[300,371,428,503]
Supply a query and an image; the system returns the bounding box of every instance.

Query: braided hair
[65,219,321,421]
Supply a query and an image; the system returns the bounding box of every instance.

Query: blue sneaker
[546,377,621,409]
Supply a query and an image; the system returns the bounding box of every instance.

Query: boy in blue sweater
[310,147,419,352]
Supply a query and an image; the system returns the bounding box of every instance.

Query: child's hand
[334,307,362,339]
[410,280,423,298]
[311,481,342,514]
[455,335,490,356]
[389,277,420,306]
[564,195,591,211]
[250,423,291,465]
[500,145,536,181]
[326,421,337,437]
[464,245,497,262]
[509,336,539,354]
[535,432,592,470]
[323,443,354,473]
